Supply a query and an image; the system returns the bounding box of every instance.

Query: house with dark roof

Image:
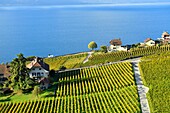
[108,38,127,52]
[27,57,49,81]
[0,65,10,85]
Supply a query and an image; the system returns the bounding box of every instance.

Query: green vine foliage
[140,51,170,113]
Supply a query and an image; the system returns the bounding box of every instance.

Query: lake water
[0,4,170,63]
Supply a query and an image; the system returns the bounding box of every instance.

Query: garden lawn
[0,84,57,103]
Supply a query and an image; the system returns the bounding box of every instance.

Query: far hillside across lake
[0,4,170,62]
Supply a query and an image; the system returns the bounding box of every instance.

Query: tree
[88,41,97,50]
[49,69,55,83]
[49,69,55,77]
[9,53,34,91]
[100,45,107,53]
[32,86,41,97]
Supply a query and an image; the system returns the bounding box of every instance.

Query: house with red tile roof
[158,32,170,44]
[27,57,49,81]
[108,38,127,52]
[144,38,155,46]
[0,64,10,85]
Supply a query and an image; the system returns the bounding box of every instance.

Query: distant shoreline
[0,2,170,9]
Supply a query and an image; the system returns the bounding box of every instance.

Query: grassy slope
[0,83,57,103]
[140,52,170,113]
[44,53,87,70]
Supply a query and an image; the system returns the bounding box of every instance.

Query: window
[41,73,44,76]
[32,73,36,76]
[37,72,40,76]
[32,68,35,70]
[0,74,3,77]
[39,68,41,70]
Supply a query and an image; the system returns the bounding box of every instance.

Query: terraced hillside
[84,45,170,66]
[140,52,170,113]
[0,62,141,113]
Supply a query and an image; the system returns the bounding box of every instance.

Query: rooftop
[110,38,122,46]
[162,31,170,38]
[0,65,10,77]
[27,57,49,71]
[144,38,153,43]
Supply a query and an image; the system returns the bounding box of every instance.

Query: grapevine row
[57,62,135,96]
[0,86,141,113]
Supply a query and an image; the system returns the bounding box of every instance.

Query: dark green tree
[49,69,55,83]
[100,45,107,53]
[88,41,97,50]
[9,53,34,91]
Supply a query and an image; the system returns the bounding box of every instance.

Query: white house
[27,57,50,81]
[144,38,155,46]
[158,31,170,44]
[108,39,127,52]
[162,31,170,39]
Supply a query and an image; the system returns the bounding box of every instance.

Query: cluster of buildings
[140,31,170,47]
[107,31,170,52]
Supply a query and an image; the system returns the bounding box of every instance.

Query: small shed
[39,77,50,90]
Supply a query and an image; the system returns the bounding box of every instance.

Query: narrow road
[132,61,150,113]
[83,51,94,63]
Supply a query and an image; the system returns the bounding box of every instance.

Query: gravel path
[133,61,150,113]
[83,51,94,63]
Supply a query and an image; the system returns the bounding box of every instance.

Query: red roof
[144,38,152,43]
[162,32,170,38]
[27,57,49,71]
[110,39,122,46]
[0,65,11,77]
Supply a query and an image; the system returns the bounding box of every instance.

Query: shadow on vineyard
[0,97,11,103]
[0,62,142,113]
[49,62,142,112]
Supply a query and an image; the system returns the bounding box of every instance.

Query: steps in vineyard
[133,62,150,113]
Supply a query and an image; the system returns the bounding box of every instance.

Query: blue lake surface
[0,4,170,62]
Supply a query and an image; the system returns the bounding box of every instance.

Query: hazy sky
[0,0,170,5]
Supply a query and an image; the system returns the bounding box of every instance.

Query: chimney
[34,57,38,62]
